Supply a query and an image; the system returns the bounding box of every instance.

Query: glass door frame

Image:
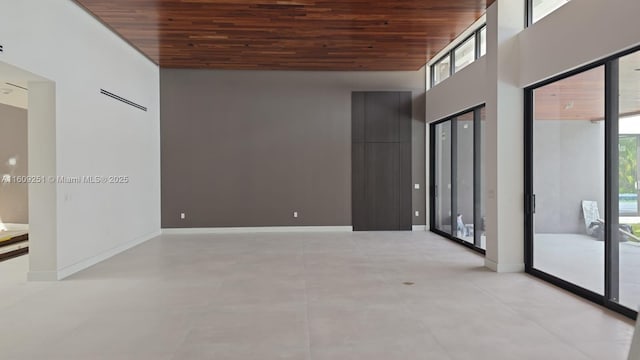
[524,45,640,320]
[430,104,486,254]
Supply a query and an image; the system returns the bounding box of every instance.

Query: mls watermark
[1,175,130,184]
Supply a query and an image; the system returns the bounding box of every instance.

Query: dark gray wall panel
[365,143,400,230]
[161,69,426,228]
[352,91,412,231]
[352,92,365,143]
[352,143,366,230]
[399,92,413,144]
[364,92,399,143]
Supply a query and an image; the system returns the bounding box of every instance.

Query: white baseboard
[162,226,353,235]
[27,271,58,281]
[412,225,427,232]
[27,230,161,281]
[484,258,525,273]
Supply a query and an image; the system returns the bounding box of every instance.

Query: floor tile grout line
[0,231,634,359]
[468,276,620,360]
[390,252,458,359]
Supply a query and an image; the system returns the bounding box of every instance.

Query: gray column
[27,81,58,281]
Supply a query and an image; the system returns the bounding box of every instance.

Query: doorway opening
[0,61,56,282]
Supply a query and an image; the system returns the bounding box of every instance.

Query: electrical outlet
[415,211,420,217]
[414,184,420,190]
[293,211,298,218]
[180,212,186,220]
[0,45,4,53]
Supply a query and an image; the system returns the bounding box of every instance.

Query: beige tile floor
[534,233,640,309]
[0,231,636,359]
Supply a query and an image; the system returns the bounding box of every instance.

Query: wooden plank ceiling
[534,50,640,121]
[534,66,606,121]
[74,0,489,70]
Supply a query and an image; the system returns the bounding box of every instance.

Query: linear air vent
[100,89,147,112]
[6,82,27,91]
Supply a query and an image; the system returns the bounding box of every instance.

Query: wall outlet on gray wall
[159,69,426,228]
[180,212,185,220]
[414,184,420,190]
[293,211,298,218]
[415,211,420,217]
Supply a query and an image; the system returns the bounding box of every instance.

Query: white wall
[484,0,525,272]
[0,0,160,279]
[426,0,640,151]
[425,0,640,272]
[519,0,640,87]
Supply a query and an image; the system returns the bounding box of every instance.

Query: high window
[432,55,451,86]
[454,36,476,73]
[479,26,487,57]
[527,0,570,25]
[430,24,487,87]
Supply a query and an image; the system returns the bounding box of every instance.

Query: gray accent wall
[0,103,28,224]
[533,120,605,234]
[161,69,426,228]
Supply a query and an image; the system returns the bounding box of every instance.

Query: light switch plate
[414,184,420,190]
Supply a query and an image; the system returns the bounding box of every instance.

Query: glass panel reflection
[532,0,570,24]
[435,121,452,234]
[532,65,605,294]
[454,37,476,73]
[455,112,474,244]
[433,56,451,86]
[618,50,640,310]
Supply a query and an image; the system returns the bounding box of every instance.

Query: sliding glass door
[430,105,485,252]
[479,107,486,249]
[434,121,452,235]
[617,50,640,311]
[530,66,606,295]
[456,112,474,244]
[525,47,640,318]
